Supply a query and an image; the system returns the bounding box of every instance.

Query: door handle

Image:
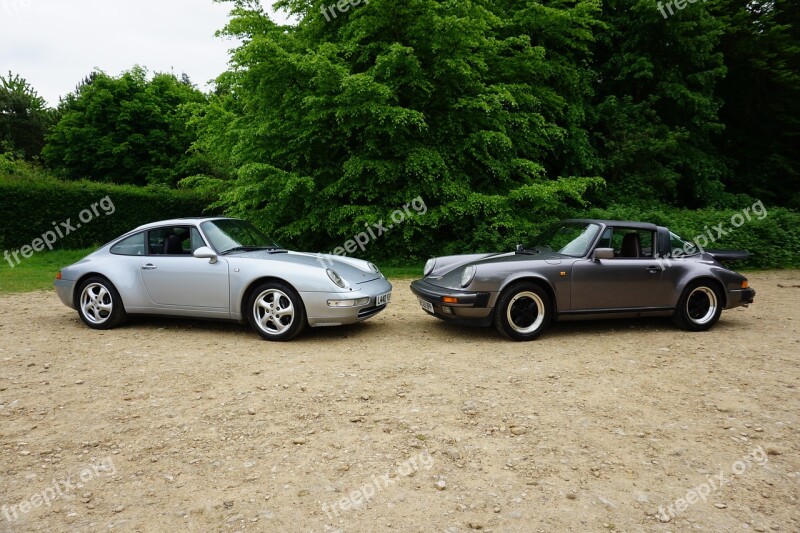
[141,264,158,271]
[646,266,661,273]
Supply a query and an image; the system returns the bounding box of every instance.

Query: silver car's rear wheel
[494,283,552,341]
[76,277,127,330]
[246,282,306,341]
[673,281,723,331]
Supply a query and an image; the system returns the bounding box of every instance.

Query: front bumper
[301,277,393,327]
[409,279,495,327]
[54,279,77,309]
[726,287,756,309]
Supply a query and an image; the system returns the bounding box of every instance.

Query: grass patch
[0,248,95,294]
[381,265,421,279]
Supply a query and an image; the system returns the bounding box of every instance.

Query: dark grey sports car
[410,219,755,341]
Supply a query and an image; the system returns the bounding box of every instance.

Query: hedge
[0,168,213,252]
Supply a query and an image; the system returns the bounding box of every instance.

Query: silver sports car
[54,217,392,341]
[411,219,755,341]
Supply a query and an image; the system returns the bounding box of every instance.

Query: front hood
[426,251,568,289]
[228,250,381,283]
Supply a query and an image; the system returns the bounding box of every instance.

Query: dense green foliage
[0,155,211,251]
[188,0,606,257]
[42,67,210,186]
[0,72,55,159]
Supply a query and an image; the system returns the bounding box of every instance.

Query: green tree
[0,72,54,159]
[43,66,209,186]
[591,0,728,207]
[711,0,800,208]
[190,0,603,257]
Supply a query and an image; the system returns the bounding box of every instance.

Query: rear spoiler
[706,249,750,262]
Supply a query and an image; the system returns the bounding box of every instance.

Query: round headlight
[423,259,436,277]
[368,262,382,277]
[326,269,346,288]
[461,265,476,288]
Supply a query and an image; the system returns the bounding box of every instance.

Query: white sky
[0,0,293,106]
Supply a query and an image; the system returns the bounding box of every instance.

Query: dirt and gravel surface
[1,271,798,533]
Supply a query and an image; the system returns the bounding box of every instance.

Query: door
[139,226,230,309]
[570,227,664,311]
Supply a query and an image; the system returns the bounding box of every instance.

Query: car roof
[562,219,659,231]
[132,217,235,232]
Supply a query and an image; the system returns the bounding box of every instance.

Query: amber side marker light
[442,296,459,304]
[742,280,749,289]
[55,271,62,280]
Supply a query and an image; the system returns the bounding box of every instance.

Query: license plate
[376,292,391,306]
[419,298,434,313]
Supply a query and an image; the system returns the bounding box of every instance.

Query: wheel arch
[72,272,125,310]
[241,276,306,316]
[497,276,558,318]
[680,276,727,308]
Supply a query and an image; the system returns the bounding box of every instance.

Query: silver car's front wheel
[76,277,126,330]
[246,282,306,341]
[494,283,552,341]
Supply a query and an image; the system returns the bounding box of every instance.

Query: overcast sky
[0,0,292,106]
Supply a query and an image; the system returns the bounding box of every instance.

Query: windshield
[529,222,601,257]
[200,219,281,254]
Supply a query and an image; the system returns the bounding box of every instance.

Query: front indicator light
[56,271,62,280]
[442,296,459,304]
[742,280,749,289]
[327,297,370,308]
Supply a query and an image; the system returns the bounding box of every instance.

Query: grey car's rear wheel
[77,276,127,330]
[494,283,552,341]
[673,281,722,331]
[247,282,306,341]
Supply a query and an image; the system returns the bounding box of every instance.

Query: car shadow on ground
[426,314,747,342]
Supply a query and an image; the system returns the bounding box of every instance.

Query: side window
[110,232,146,256]
[609,228,655,258]
[148,226,193,256]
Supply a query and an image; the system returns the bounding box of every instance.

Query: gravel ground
[0,271,798,533]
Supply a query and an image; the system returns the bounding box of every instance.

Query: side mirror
[516,244,524,252]
[193,246,218,264]
[592,248,614,260]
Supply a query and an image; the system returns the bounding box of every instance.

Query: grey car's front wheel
[494,283,552,341]
[673,281,723,332]
[246,282,306,341]
[76,276,127,330]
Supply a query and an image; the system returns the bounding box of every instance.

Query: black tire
[246,281,306,341]
[494,283,552,341]
[672,280,723,332]
[76,276,127,330]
